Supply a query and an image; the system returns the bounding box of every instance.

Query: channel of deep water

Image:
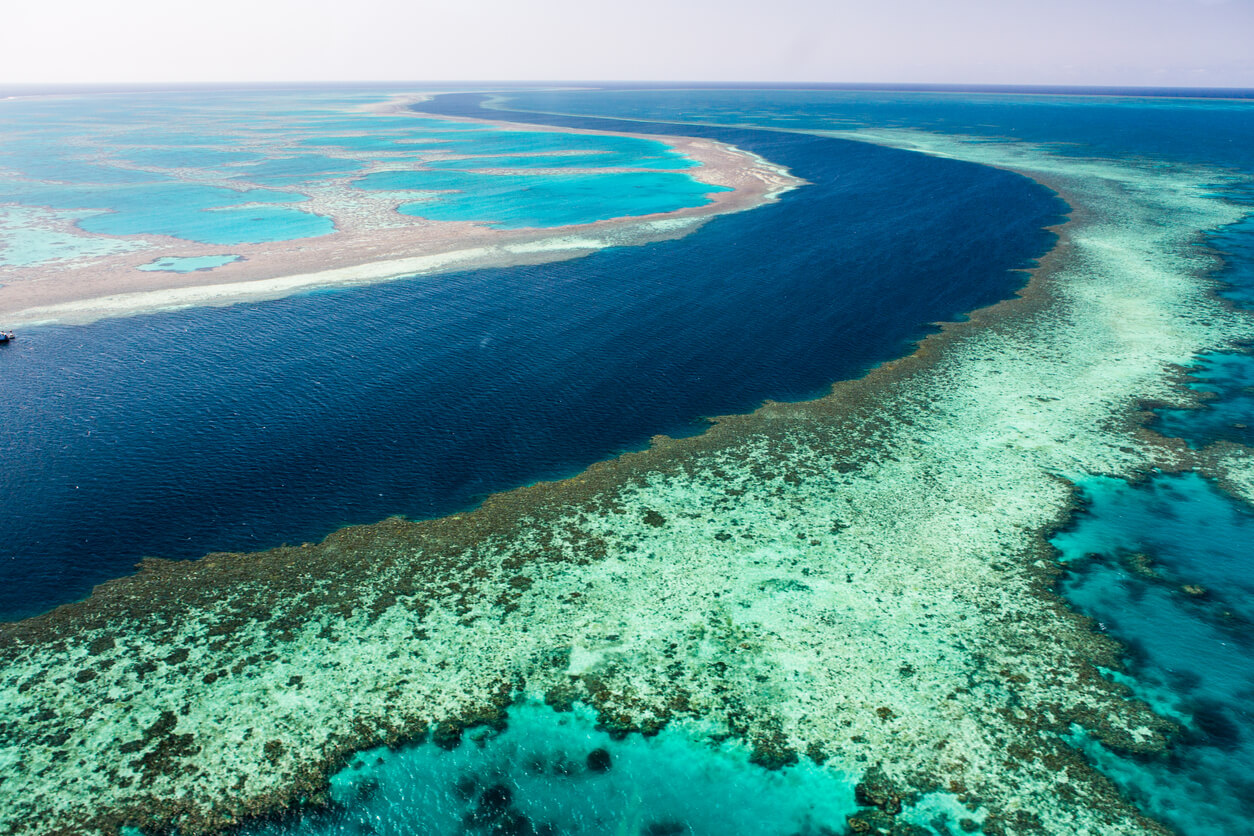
[0,95,1061,621]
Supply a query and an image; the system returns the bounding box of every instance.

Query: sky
[2,0,1252,88]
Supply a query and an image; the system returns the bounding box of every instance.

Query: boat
[0,331,13,344]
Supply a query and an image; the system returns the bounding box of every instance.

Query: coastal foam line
[2,131,1252,836]
[0,96,801,328]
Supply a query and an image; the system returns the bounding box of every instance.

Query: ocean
[2,85,1253,836]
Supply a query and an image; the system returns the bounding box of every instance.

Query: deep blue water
[0,96,1062,621]
[496,87,1254,174]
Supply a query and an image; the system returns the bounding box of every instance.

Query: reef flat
[2,131,1251,836]
[0,94,797,327]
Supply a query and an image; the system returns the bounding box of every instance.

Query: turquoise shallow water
[377,128,695,166]
[229,154,366,185]
[0,206,143,265]
[242,703,859,836]
[88,202,333,245]
[104,131,247,146]
[236,702,984,836]
[357,168,727,228]
[0,180,327,245]
[293,121,703,175]
[1154,352,1254,448]
[112,147,264,169]
[421,153,698,170]
[1053,474,1254,836]
[0,91,720,254]
[297,134,445,151]
[0,151,171,185]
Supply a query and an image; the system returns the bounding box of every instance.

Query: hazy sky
[3,0,1252,87]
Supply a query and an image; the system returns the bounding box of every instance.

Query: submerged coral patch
[1054,474,1254,836]
[243,701,863,836]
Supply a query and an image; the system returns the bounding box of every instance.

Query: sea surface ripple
[0,102,1060,620]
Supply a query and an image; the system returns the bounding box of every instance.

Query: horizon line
[3,80,1254,97]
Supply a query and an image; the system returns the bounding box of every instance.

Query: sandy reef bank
[0,97,799,327]
[2,127,1253,836]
